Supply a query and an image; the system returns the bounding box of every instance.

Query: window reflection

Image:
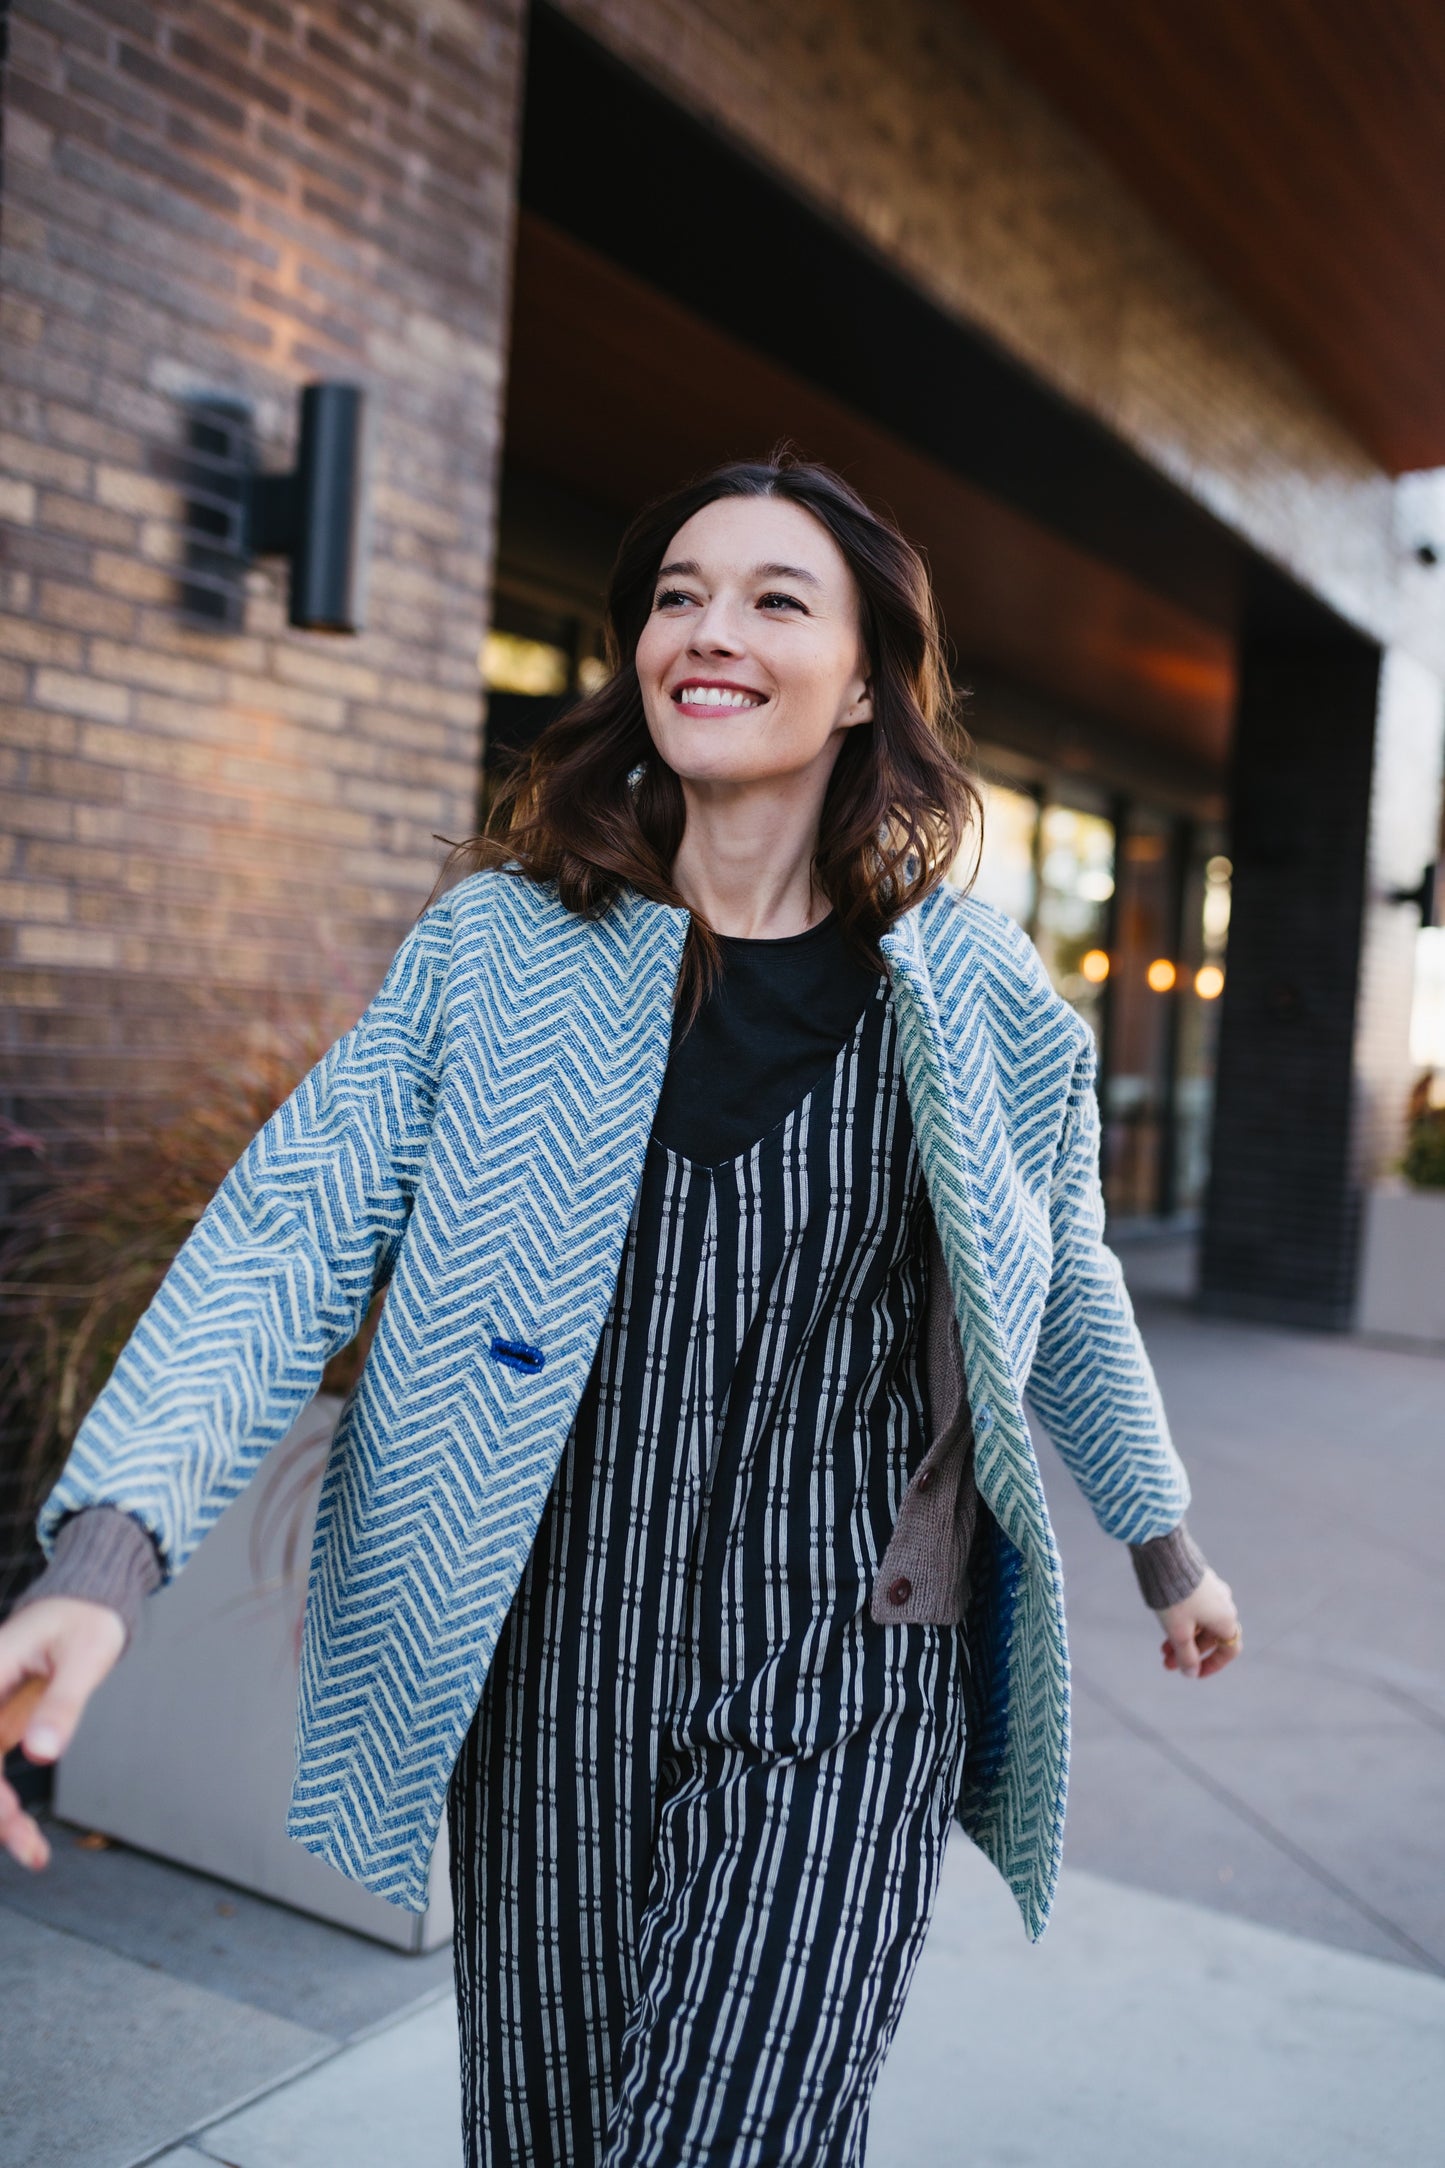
[1202,854,1232,953]
[1173,840,1229,1214]
[1412,926,1445,1087]
[1104,814,1175,1219]
[480,586,607,793]
[481,629,571,696]
[958,761,1229,1224]
[1033,804,1116,1045]
[968,780,1040,927]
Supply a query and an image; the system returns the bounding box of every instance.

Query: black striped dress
[447,920,970,2167]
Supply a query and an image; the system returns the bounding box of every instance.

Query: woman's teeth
[675,687,763,708]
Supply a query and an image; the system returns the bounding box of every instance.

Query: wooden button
[916,1467,935,1492]
[887,1575,913,1606]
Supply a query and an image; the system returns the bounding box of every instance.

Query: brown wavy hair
[434,449,981,1015]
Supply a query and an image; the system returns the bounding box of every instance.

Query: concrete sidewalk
[2,1239,1442,2167]
[1051,1236,1445,1976]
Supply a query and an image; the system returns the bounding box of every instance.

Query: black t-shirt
[651,911,885,1167]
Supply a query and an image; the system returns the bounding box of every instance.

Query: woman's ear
[848,675,875,726]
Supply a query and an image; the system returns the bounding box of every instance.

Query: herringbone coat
[39,869,1188,1939]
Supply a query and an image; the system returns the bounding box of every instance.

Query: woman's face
[634,495,874,791]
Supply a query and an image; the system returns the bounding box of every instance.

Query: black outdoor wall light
[1388,860,1440,926]
[244,382,371,633]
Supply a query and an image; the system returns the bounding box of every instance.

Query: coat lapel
[885,900,1072,1942]
[881,905,1054,1563]
[428,877,691,1373]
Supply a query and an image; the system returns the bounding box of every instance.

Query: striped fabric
[38,868,1190,1940]
[449,981,968,2167]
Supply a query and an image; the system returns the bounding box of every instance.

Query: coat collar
[614,884,934,972]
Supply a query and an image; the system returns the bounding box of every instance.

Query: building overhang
[962,0,1445,477]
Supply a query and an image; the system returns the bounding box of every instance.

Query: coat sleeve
[36,898,455,1582]
[1025,1032,1192,1543]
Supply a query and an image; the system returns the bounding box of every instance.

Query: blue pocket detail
[489,1335,545,1374]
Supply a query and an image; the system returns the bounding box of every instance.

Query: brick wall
[0,0,526,1178]
[552,0,1445,683]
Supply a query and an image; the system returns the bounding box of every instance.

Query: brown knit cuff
[11,1507,164,1653]
[1129,1519,1209,1610]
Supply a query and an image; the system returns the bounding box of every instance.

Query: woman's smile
[670,677,770,716]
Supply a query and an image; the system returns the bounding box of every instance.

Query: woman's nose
[688,598,745,652]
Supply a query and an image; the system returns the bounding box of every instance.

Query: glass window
[1033,803,1116,1045]
[1411,925,1445,1080]
[965,780,1039,926]
[480,629,571,696]
[1103,814,1176,1219]
[962,768,1230,1221]
[1172,842,1229,1213]
[1200,851,1231,962]
[478,587,607,791]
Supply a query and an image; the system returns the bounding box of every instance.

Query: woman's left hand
[1156,1567,1241,1679]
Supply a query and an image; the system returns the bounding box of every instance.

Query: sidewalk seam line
[128,1980,456,2167]
[1072,1666,1445,1977]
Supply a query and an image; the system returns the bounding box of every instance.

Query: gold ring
[1216,1628,1242,1648]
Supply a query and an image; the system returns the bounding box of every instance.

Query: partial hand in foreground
[0,1597,125,1870]
[1155,1566,1241,1680]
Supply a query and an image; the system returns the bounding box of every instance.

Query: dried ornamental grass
[0,1005,383,1528]
[1402,1106,1445,1189]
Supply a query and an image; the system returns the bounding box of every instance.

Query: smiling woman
[439,447,981,1012]
[5,449,1239,2168]
[411,455,1233,2166]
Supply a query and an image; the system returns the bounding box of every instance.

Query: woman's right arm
[35,897,454,1579]
[0,894,456,1859]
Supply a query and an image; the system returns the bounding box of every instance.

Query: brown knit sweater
[14,1499,1207,1655]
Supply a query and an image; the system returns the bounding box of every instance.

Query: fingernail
[26,1726,60,1760]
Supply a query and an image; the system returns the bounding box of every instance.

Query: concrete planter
[1356,1182,1445,1350]
[55,1393,453,1951]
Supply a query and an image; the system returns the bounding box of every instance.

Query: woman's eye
[654,588,693,609]
[758,591,805,612]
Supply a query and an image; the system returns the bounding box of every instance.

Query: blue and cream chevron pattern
[40,871,1189,1941]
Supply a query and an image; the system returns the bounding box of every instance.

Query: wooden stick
[0,1675,49,1758]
